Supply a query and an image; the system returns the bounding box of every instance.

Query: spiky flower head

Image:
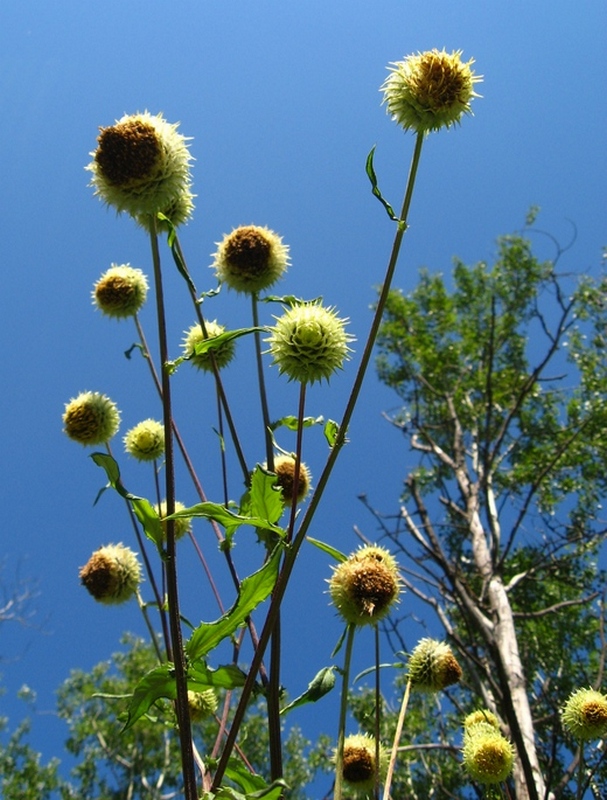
[271,455,311,503]
[182,320,236,371]
[212,225,289,294]
[79,543,142,605]
[382,49,481,134]
[408,638,463,692]
[124,419,165,462]
[155,500,192,542]
[329,545,400,627]
[267,301,353,385]
[87,111,194,224]
[561,687,607,740]
[335,733,387,793]
[92,264,149,319]
[462,726,514,785]
[63,391,120,446]
[464,709,500,734]
[188,688,219,722]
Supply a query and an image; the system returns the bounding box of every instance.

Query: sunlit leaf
[270,414,324,432]
[324,419,340,447]
[280,666,336,714]
[306,536,347,563]
[122,664,176,730]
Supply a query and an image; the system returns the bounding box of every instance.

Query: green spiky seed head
[382,49,482,134]
[92,264,148,319]
[188,688,219,722]
[335,733,387,793]
[182,320,236,371]
[87,111,193,223]
[329,545,401,627]
[462,727,514,785]
[63,391,120,446]
[212,225,289,294]
[408,638,463,692]
[464,710,500,734]
[79,543,142,605]
[156,500,191,542]
[267,301,354,385]
[561,688,607,740]
[124,419,165,461]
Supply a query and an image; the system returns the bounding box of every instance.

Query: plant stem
[382,678,411,800]
[148,219,197,800]
[252,293,274,471]
[374,624,381,800]
[334,624,357,800]
[211,132,425,791]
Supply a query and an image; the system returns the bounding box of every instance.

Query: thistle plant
[59,46,494,800]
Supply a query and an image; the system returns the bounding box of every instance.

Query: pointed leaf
[306,536,347,563]
[167,501,284,537]
[280,666,336,714]
[249,465,284,526]
[188,663,247,690]
[366,145,399,222]
[123,664,176,730]
[324,419,340,447]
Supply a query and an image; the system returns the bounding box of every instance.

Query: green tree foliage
[371,224,607,798]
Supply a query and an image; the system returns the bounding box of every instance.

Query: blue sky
[1,0,606,789]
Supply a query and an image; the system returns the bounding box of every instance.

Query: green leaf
[193,327,264,356]
[306,536,347,563]
[269,414,324,432]
[222,762,288,799]
[187,663,247,690]
[166,501,284,538]
[366,145,399,222]
[158,212,197,297]
[186,546,283,660]
[324,419,340,447]
[123,664,176,730]
[249,465,284,526]
[280,666,336,714]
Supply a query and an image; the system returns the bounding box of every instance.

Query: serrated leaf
[249,465,284,526]
[270,414,324,432]
[280,666,336,714]
[187,663,247,690]
[193,327,263,357]
[306,536,347,563]
[123,664,176,730]
[186,546,283,660]
[166,501,284,538]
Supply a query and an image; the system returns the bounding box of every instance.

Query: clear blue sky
[1,0,605,786]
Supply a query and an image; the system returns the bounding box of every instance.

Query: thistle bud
[188,688,219,722]
[63,391,120,446]
[329,545,400,627]
[561,687,607,740]
[155,500,192,541]
[464,709,500,733]
[382,49,481,134]
[271,455,311,503]
[462,726,514,785]
[79,543,142,605]
[212,225,289,294]
[408,638,463,692]
[124,419,165,462]
[92,264,148,319]
[267,302,354,385]
[337,733,387,793]
[182,320,236,371]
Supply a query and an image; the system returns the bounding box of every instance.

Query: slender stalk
[374,625,381,800]
[252,293,274,471]
[148,219,197,800]
[212,132,425,791]
[334,624,357,800]
[382,678,412,800]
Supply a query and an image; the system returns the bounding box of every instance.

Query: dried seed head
[329,545,401,627]
[93,264,149,319]
[408,638,463,692]
[382,49,481,134]
[124,419,165,462]
[63,391,120,446]
[336,733,387,793]
[267,301,354,385]
[212,225,289,293]
[561,687,607,740]
[182,320,236,371]
[79,543,142,605]
[272,455,311,503]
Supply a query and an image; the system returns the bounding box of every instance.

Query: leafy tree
[370,219,607,799]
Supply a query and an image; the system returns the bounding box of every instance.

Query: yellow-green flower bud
[462,727,514,785]
[87,111,193,222]
[79,543,142,605]
[561,687,607,740]
[270,455,311,503]
[382,49,482,134]
[182,320,236,371]
[63,391,120,446]
[464,709,500,734]
[188,688,219,722]
[267,302,353,385]
[92,264,148,319]
[336,733,387,793]
[124,419,165,461]
[155,500,191,541]
[329,545,400,627]
[408,638,463,692]
[212,225,289,294]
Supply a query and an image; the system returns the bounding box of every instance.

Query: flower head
[561,687,607,740]
[408,638,463,692]
[336,733,387,793]
[182,320,236,371]
[464,709,500,733]
[270,455,311,503]
[124,419,165,461]
[462,726,514,785]
[329,545,401,627]
[382,49,481,134]
[93,264,149,319]
[212,225,289,294]
[63,391,120,446]
[155,500,192,541]
[79,543,142,605]
[267,302,353,385]
[188,688,219,722]
[87,111,193,223]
